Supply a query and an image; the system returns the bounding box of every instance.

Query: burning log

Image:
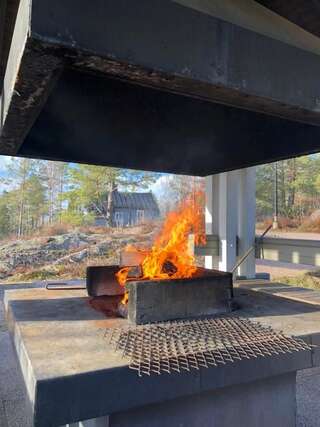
[117,301,128,319]
[161,260,177,276]
[126,265,143,279]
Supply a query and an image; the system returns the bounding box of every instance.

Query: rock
[53,249,88,264]
[0,226,155,281]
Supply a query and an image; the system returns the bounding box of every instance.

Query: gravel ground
[0,281,320,426]
[296,367,320,427]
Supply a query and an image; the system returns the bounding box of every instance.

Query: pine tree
[64,165,158,226]
[0,192,11,238]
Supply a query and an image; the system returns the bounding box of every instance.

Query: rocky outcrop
[0,226,157,280]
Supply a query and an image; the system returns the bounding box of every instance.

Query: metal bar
[231,224,272,274]
[46,283,86,290]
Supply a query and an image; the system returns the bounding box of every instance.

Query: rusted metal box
[86,265,124,297]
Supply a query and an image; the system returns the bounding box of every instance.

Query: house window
[114,211,124,227]
[136,210,144,224]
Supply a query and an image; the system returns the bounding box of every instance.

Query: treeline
[0,159,67,237]
[0,158,158,238]
[1,153,320,239]
[256,155,320,220]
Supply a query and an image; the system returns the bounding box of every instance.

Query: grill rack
[105,317,312,377]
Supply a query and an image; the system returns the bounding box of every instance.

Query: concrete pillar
[205,172,238,272]
[237,167,256,278]
[205,174,218,269]
[205,168,256,277]
[218,171,239,272]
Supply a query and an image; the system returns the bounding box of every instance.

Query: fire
[116,191,205,302]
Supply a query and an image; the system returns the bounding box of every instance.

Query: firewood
[161,260,177,276]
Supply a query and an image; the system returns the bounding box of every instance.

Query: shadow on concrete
[7,296,121,322]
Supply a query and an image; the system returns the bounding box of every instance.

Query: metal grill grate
[106,317,312,377]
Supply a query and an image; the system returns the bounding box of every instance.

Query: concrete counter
[4,287,320,426]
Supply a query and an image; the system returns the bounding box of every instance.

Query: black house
[95,190,160,227]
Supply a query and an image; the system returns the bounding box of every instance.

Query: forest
[256,154,320,229]
[0,154,320,240]
[0,159,159,238]
[0,158,204,239]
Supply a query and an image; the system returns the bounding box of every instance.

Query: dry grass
[4,266,58,282]
[36,223,74,236]
[257,214,320,233]
[298,217,320,232]
[35,223,114,237]
[257,216,301,231]
[4,255,118,283]
[3,257,117,283]
[273,270,320,290]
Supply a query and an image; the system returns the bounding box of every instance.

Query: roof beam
[2,0,320,165]
[18,71,320,176]
[174,0,320,56]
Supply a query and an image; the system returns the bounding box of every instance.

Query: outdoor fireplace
[86,191,233,324]
[3,0,320,424]
[5,193,316,427]
[87,265,233,324]
[81,190,313,426]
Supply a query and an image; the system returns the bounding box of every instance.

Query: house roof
[111,191,160,213]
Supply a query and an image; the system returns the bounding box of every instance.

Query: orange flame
[116,191,205,302]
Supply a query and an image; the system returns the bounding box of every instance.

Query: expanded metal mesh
[106,317,311,377]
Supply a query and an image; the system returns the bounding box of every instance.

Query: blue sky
[0,155,168,195]
[0,156,10,178]
[0,156,12,192]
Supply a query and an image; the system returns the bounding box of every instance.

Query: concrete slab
[20,69,320,177]
[126,269,232,324]
[5,1,320,174]
[3,287,319,426]
[236,280,320,307]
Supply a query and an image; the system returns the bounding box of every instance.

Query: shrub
[257,216,300,231]
[299,216,320,232]
[60,211,95,227]
[36,223,73,237]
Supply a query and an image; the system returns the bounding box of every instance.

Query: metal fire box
[86,265,124,297]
